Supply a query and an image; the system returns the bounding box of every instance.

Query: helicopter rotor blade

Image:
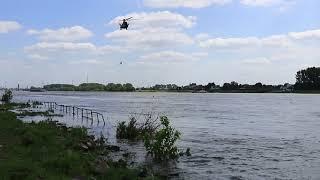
[118,17,134,22]
[128,18,140,21]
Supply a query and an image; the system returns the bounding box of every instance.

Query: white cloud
[69,59,103,65]
[27,26,93,42]
[143,0,231,8]
[27,54,49,60]
[109,11,196,29]
[199,29,320,50]
[143,0,294,8]
[260,35,291,47]
[195,33,210,40]
[241,57,271,65]
[139,51,203,64]
[0,21,22,33]
[200,37,260,48]
[195,28,320,85]
[105,28,194,49]
[191,52,209,58]
[25,42,124,53]
[24,42,125,61]
[106,11,195,50]
[25,42,96,52]
[240,0,296,11]
[289,29,320,40]
[241,0,276,6]
[240,0,291,7]
[97,45,127,55]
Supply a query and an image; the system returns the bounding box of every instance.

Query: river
[13,91,320,180]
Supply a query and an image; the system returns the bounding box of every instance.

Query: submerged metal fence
[42,102,105,124]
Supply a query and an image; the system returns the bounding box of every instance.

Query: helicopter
[119,17,133,30]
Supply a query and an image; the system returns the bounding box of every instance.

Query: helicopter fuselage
[120,21,129,30]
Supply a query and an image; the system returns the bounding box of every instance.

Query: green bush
[143,116,181,161]
[1,89,13,103]
[116,115,184,161]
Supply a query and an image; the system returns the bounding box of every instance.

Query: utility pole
[86,73,89,84]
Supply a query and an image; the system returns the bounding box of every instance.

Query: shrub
[1,90,13,103]
[143,116,181,161]
[116,114,184,161]
[116,117,140,140]
[139,113,160,136]
[116,113,160,140]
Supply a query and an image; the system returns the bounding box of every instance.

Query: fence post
[81,109,83,118]
[103,115,105,126]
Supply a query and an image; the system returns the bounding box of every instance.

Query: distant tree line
[44,83,135,92]
[139,82,288,93]
[140,67,320,93]
[40,66,320,93]
[220,81,283,92]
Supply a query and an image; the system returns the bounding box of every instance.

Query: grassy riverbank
[0,103,156,180]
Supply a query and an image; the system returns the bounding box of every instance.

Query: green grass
[0,103,158,180]
[0,102,30,111]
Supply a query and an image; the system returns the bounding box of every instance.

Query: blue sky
[0,0,320,88]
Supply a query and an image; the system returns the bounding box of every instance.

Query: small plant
[116,121,127,138]
[1,90,13,103]
[143,116,181,161]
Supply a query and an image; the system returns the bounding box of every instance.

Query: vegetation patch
[0,102,31,112]
[116,113,160,140]
[0,103,160,179]
[117,114,190,161]
[44,83,135,92]
[1,90,13,103]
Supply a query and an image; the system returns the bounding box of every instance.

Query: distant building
[30,86,46,92]
[280,83,294,92]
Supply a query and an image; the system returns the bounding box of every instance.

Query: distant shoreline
[16,89,320,94]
